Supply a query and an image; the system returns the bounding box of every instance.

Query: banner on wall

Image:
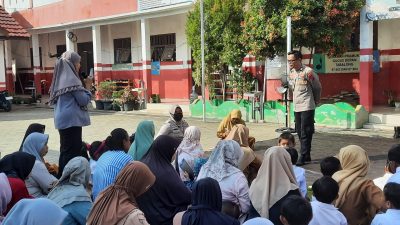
[366,0,400,21]
[313,52,360,74]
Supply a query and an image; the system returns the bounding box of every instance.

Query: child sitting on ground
[371,182,400,225]
[309,176,347,225]
[320,156,341,177]
[278,132,296,149]
[286,148,307,197]
[280,195,312,225]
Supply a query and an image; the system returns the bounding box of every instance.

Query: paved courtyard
[0,104,399,185]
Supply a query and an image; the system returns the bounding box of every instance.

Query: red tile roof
[0,6,30,38]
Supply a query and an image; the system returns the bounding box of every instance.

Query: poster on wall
[266,55,287,79]
[366,0,400,21]
[313,52,360,74]
[151,61,160,75]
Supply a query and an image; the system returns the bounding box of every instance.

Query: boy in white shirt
[309,176,347,225]
[286,147,307,197]
[371,182,400,225]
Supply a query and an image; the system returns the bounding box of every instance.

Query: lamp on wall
[67,32,78,43]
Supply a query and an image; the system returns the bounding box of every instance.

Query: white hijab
[197,140,243,182]
[176,126,203,156]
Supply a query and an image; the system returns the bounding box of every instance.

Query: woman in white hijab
[0,173,11,223]
[247,146,300,225]
[47,157,92,225]
[175,126,204,188]
[49,50,91,177]
[197,140,250,216]
[157,105,189,142]
[2,198,67,225]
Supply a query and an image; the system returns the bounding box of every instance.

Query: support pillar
[359,6,374,112]
[32,34,42,95]
[141,18,152,98]
[0,41,6,91]
[92,25,102,98]
[4,41,13,94]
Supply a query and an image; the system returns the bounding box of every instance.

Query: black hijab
[182,177,240,225]
[0,152,36,179]
[138,135,191,225]
[19,123,46,151]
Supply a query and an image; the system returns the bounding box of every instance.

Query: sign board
[112,63,134,71]
[313,52,360,74]
[266,55,287,79]
[366,0,400,21]
[151,61,160,75]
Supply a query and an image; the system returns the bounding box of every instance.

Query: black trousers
[58,126,82,177]
[294,110,315,158]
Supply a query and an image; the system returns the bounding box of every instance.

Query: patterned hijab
[49,50,84,105]
[249,146,298,218]
[128,120,155,160]
[47,157,91,208]
[197,140,243,182]
[87,162,155,225]
[2,198,67,225]
[22,132,49,163]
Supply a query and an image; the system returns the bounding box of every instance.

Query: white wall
[11,39,31,68]
[39,31,65,68]
[378,18,400,50]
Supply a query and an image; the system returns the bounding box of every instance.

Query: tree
[186,0,246,85]
[242,0,364,60]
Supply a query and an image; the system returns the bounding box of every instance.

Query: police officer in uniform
[288,50,322,166]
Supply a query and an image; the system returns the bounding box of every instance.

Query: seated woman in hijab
[225,124,261,184]
[2,198,67,225]
[247,146,300,225]
[157,105,189,142]
[48,157,92,225]
[138,135,191,225]
[22,132,58,198]
[332,145,385,225]
[197,140,250,218]
[175,126,205,189]
[128,120,155,160]
[92,128,132,200]
[18,123,59,176]
[0,173,12,223]
[0,152,35,215]
[87,162,155,225]
[173,177,240,225]
[217,110,255,148]
[18,123,46,152]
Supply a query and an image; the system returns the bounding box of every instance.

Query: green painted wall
[190,100,368,129]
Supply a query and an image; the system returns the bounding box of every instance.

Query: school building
[0,0,399,113]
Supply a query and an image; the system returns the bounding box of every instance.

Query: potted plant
[98,81,117,110]
[112,90,124,111]
[120,86,139,111]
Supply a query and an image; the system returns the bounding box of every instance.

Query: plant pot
[94,100,104,110]
[123,102,135,111]
[112,103,121,111]
[395,102,400,108]
[102,100,113,110]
